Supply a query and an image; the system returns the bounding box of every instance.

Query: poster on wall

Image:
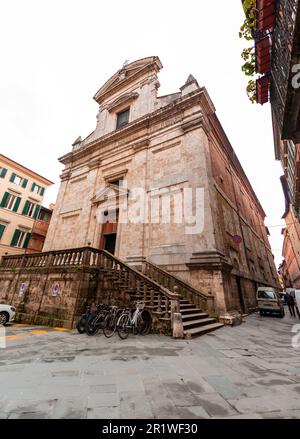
[51,282,61,297]
[18,282,26,298]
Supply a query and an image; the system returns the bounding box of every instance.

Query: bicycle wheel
[85,314,99,336]
[76,315,87,334]
[117,314,130,340]
[103,313,117,338]
[137,310,151,335]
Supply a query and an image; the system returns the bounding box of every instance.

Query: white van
[256,287,285,318]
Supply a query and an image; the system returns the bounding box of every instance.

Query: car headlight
[10,307,16,312]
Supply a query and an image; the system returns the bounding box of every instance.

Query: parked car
[0,304,16,325]
[256,287,285,318]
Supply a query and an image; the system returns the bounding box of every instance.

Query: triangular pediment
[91,184,129,204]
[93,56,162,104]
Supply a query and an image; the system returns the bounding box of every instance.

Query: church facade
[43,56,279,314]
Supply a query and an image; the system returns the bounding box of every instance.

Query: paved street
[0,312,300,419]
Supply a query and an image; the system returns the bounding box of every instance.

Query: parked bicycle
[85,304,111,336]
[102,306,123,338]
[117,301,151,339]
[76,303,97,334]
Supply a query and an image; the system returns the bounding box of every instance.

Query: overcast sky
[0,0,284,266]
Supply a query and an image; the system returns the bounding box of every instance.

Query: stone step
[180,308,200,315]
[183,317,217,329]
[180,303,197,309]
[184,323,224,339]
[181,312,209,321]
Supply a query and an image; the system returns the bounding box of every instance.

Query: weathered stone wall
[0,267,98,328]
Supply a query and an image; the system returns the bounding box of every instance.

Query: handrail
[142,260,215,313]
[99,250,179,302]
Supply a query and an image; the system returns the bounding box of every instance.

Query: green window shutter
[23,232,31,249]
[0,224,5,240]
[33,204,41,219]
[0,192,9,208]
[40,187,45,196]
[22,200,30,216]
[22,178,28,188]
[0,168,7,178]
[10,172,16,183]
[13,197,21,213]
[11,229,21,246]
[31,182,36,192]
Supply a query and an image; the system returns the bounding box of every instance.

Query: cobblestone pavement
[0,312,300,419]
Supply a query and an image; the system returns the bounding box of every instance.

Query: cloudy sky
[0,0,284,265]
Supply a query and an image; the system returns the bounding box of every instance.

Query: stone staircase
[0,246,223,337]
[140,260,223,338]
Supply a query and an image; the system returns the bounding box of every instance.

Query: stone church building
[42,56,279,315]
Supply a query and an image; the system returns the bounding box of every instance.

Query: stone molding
[60,170,72,182]
[105,92,139,113]
[187,250,233,272]
[131,138,150,152]
[88,158,102,170]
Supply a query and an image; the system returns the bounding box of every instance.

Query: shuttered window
[10,173,27,187]
[0,224,6,240]
[31,183,45,196]
[10,229,29,248]
[0,192,21,212]
[22,200,39,218]
[0,168,7,179]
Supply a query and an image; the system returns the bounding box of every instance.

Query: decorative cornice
[106,92,139,113]
[103,169,128,182]
[132,138,150,152]
[187,250,233,272]
[60,170,72,182]
[91,184,129,205]
[181,115,204,134]
[88,158,102,170]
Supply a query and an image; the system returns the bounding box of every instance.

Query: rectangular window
[0,192,21,212]
[6,194,16,210]
[15,231,26,247]
[116,109,129,129]
[23,200,35,217]
[10,173,28,188]
[10,229,31,248]
[28,201,35,217]
[109,178,124,187]
[1,192,21,212]
[31,183,45,196]
[22,200,41,218]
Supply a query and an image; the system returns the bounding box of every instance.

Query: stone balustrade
[142,260,215,314]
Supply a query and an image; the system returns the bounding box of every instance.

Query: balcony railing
[270,0,299,134]
[31,219,50,237]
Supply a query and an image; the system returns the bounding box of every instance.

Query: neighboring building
[241,0,300,281]
[43,56,279,314]
[27,205,54,253]
[280,203,300,288]
[0,154,53,258]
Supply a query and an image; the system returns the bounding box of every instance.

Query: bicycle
[116,302,151,340]
[76,303,97,334]
[85,304,111,336]
[102,306,123,338]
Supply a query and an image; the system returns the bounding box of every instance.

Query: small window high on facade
[116,109,129,129]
